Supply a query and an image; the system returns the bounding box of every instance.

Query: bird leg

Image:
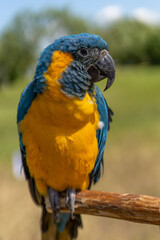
[48,187,76,220]
[48,187,60,223]
[66,188,76,219]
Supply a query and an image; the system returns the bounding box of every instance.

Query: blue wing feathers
[17,80,37,179]
[89,86,109,185]
[17,80,37,124]
[17,81,43,204]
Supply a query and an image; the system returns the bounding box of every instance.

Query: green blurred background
[0,1,160,240]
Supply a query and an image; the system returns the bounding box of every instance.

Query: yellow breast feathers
[19,50,100,195]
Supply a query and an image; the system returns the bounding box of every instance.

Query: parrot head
[34,33,115,98]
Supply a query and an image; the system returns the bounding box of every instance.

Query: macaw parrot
[17,33,115,240]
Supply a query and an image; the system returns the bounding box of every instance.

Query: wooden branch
[45,190,160,226]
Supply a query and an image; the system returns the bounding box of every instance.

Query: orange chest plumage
[19,92,99,194]
[19,51,100,195]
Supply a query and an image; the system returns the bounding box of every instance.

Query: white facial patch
[98,121,104,129]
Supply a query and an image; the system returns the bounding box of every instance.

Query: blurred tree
[0,28,34,85]
[0,11,43,85]
[146,28,160,64]
[0,9,90,85]
[100,20,152,64]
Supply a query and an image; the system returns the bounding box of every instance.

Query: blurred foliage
[145,28,160,64]
[100,20,152,64]
[0,8,160,85]
[0,9,91,85]
[0,28,34,85]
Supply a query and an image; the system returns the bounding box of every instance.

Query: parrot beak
[87,50,115,91]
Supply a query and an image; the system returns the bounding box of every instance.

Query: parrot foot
[48,187,60,223]
[66,188,76,219]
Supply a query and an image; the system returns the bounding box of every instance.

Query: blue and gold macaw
[17,33,115,240]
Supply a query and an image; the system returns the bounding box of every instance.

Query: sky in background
[1,0,160,31]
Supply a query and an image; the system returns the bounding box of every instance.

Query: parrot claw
[66,189,76,219]
[48,187,60,223]
[48,188,76,220]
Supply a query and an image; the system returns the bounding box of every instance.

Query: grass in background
[103,65,160,136]
[0,80,27,163]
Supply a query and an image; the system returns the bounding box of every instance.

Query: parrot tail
[41,206,82,240]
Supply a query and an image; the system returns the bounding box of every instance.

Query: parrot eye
[78,48,89,57]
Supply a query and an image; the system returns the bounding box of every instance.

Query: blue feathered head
[34,33,115,98]
[49,33,109,53]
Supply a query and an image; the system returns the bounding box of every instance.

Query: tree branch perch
[45,190,160,226]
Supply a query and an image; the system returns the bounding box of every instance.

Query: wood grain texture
[45,190,160,226]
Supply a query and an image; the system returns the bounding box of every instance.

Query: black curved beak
[87,50,115,91]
